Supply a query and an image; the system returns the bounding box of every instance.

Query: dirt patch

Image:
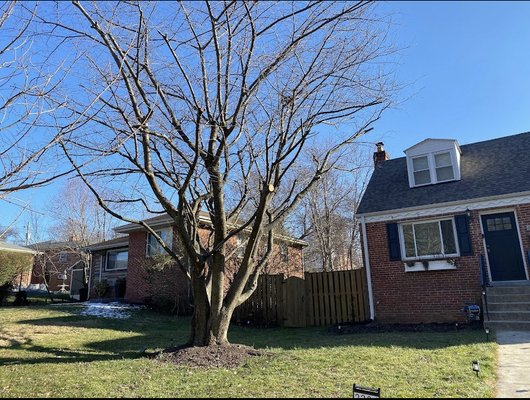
[152,344,271,369]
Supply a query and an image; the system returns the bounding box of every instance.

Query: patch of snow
[50,301,146,319]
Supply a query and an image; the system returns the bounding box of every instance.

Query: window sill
[403,259,457,272]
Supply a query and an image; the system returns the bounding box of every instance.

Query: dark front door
[481,212,527,281]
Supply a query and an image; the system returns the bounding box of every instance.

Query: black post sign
[353,384,381,398]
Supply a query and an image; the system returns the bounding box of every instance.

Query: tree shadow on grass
[8,307,491,368]
[0,333,145,367]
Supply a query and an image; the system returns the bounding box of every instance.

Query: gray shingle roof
[0,241,36,254]
[357,131,530,215]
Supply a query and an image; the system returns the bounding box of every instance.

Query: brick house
[29,241,87,298]
[86,213,306,313]
[357,132,530,326]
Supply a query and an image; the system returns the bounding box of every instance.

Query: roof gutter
[114,215,308,247]
[361,215,375,321]
[358,190,530,222]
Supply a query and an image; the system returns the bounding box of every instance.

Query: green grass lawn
[0,304,496,398]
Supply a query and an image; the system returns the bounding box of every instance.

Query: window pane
[107,253,117,270]
[436,166,454,181]
[148,228,173,256]
[440,220,457,254]
[412,156,429,171]
[115,251,128,269]
[402,224,416,258]
[147,233,158,256]
[414,170,431,185]
[434,152,452,167]
[414,222,442,256]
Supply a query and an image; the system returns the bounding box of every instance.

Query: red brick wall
[364,204,530,324]
[31,250,83,292]
[516,204,530,267]
[124,230,190,312]
[124,226,304,309]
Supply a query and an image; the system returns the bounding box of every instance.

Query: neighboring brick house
[29,241,87,298]
[86,213,306,313]
[357,132,530,325]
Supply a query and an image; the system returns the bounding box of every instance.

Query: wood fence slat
[327,272,336,325]
[305,273,314,326]
[354,269,364,322]
[347,270,357,322]
[334,271,343,323]
[317,271,326,326]
[360,268,370,321]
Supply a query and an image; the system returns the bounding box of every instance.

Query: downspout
[301,246,305,275]
[361,215,375,320]
[86,251,92,301]
[99,253,103,283]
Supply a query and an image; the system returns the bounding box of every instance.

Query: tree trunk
[188,272,211,347]
[188,268,237,347]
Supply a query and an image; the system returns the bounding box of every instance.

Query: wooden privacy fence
[233,268,370,328]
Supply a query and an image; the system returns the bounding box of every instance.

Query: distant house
[28,241,87,299]
[0,241,37,289]
[357,132,530,327]
[86,213,307,313]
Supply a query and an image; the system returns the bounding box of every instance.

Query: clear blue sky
[3,1,530,240]
[367,1,530,158]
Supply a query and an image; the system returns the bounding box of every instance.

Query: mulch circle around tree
[151,344,271,369]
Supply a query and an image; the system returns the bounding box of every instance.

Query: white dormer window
[405,139,461,188]
[434,152,455,182]
[412,156,431,185]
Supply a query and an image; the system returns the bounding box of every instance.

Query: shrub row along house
[358,131,530,328]
[86,212,306,313]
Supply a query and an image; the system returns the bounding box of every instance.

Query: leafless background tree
[38,1,397,347]
[294,145,372,272]
[47,178,120,246]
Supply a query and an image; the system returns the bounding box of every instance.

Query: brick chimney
[373,142,389,166]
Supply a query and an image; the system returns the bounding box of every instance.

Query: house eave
[357,190,530,222]
[85,240,129,251]
[114,215,308,247]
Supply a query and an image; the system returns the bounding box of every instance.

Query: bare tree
[43,1,396,347]
[47,178,119,246]
[297,147,372,272]
[0,1,70,199]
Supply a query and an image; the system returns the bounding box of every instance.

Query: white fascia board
[359,191,530,223]
[85,240,129,251]
[404,138,459,153]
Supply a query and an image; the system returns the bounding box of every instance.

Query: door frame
[479,208,529,282]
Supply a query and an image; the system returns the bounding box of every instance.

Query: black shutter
[386,223,401,261]
[454,214,473,256]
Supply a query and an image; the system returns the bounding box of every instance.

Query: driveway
[496,330,530,398]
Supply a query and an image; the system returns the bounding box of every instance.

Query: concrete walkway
[496,330,530,398]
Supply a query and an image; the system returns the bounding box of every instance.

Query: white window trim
[58,252,68,262]
[105,248,129,271]
[146,227,173,258]
[412,155,432,186]
[408,150,458,188]
[399,217,460,261]
[433,150,457,183]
